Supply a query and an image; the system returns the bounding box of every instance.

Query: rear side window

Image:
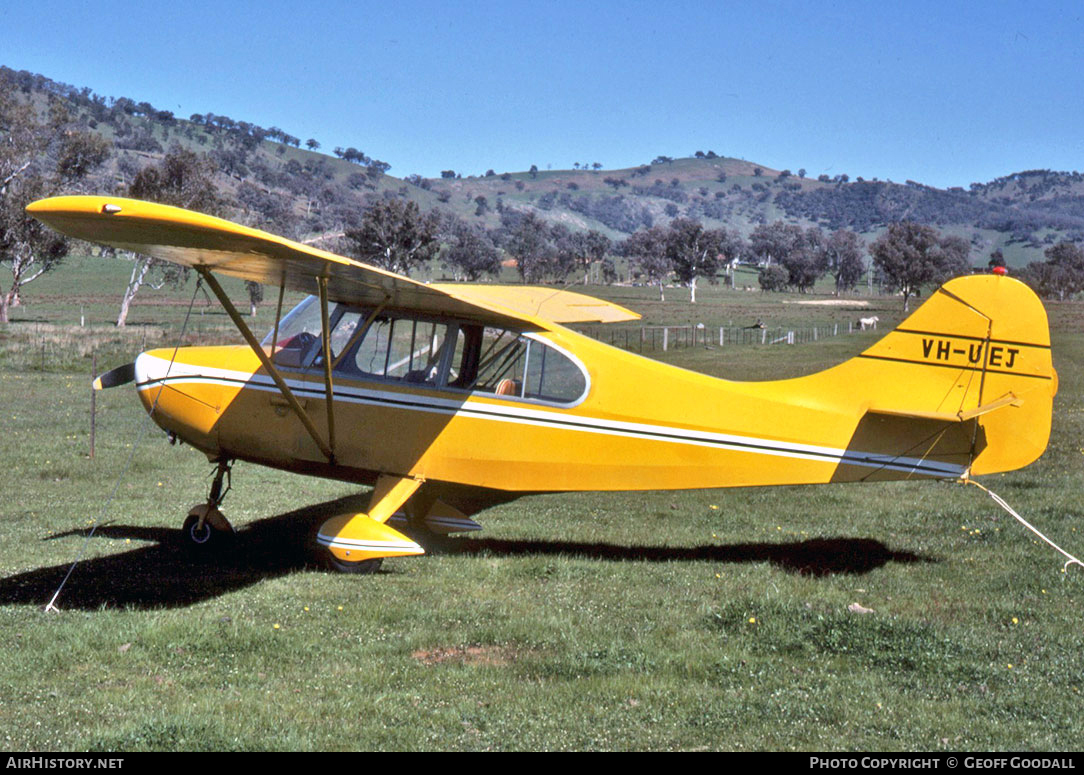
[457,327,587,405]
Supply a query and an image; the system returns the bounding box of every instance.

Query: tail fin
[846,274,1055,477]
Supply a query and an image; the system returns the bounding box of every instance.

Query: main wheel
[323,550,383,575]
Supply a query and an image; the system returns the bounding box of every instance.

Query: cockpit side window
[263,300,587,404]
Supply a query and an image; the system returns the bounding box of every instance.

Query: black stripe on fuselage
[138,374,963,477]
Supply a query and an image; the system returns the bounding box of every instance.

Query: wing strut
[197,268,335,464]
[317,277,337,459]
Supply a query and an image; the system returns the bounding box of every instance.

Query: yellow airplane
[27,196,1057,573]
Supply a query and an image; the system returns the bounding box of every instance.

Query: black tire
[181,513,232,550]
[323,550,383,575]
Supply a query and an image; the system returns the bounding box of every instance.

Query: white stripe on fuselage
[133,352,966,478]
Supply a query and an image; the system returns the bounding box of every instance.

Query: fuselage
[132,300,987,495]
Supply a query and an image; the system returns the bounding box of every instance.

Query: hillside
[5,65,1084,269]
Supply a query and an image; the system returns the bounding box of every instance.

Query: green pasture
[0,265,1082,751]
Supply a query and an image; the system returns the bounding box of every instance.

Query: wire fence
[578,321,867,352]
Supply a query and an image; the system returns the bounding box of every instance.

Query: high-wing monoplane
[27,196,1057,573]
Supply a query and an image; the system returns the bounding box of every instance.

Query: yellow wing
[26,195,639,328]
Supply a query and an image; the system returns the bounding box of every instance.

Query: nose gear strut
[181,459,236,548]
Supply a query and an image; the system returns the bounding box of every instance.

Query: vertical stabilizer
[851,275,1055,476]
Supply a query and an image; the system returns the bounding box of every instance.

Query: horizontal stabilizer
[869,392,1023,423]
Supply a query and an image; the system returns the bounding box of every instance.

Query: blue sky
[3,0,1080,188]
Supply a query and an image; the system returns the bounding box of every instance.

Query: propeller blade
[92,362,136,391]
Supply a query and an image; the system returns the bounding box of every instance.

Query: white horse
[858,315,879,330]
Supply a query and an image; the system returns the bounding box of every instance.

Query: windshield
[261,296,338,368]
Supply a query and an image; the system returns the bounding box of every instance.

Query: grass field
[1,264,1082,751]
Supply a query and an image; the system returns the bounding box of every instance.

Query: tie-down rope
[961,477,1084,574]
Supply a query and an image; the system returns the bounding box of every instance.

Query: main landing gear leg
[182,459,236,549]
[316,474,426,573]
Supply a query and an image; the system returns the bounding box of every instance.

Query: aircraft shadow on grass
[0,493,930,611]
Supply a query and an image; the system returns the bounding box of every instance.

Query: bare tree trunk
[689,276,698,303]
[117,256,151,327]
[2,247,45,322]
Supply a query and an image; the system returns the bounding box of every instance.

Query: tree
[343,199,440,276]
[553,227,610,284]
[757,264,789,292]
[439,218,500,281]
[665,217,725,303]
[869,222,971,311]
[501,211,553,283]
[116,147,221,326]
[305,138,320,151]
[785,228,828,293]
[749,222,828,292]
[1019,241,1084,300]
[825,229,865,294]
[750,221,797,267]
[55,131,111,183]
[0,177,68,323]
[621,226,670,300]
[1,80,110,322]
[546,224,578,281]
[245,281,263,317]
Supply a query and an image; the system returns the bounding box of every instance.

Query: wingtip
[24,197,50,214]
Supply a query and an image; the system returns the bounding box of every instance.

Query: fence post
[663,328,668,351]
[834,323,838,337]
[761,328,766,345]
[814,326,818,341]
[788,331,794,345]
[90,352,96,460]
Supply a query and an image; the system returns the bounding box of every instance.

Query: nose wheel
[182,460,236,549]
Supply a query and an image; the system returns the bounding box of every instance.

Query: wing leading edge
[26,195,639,328]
